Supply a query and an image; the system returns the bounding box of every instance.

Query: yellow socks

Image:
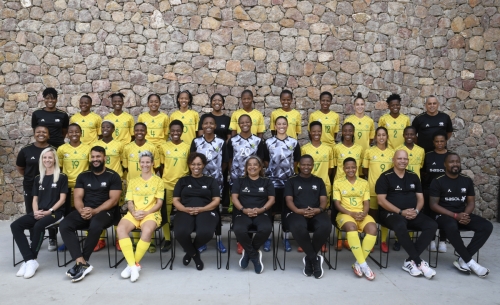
[119,238,135,266]
[347,231,365,264]
[362,234,377,258]
[99,230,106,241]
[135,239,150,264]
[381,226,389,243]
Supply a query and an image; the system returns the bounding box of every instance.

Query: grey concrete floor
[2,220,500,305]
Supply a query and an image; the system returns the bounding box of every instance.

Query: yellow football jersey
[229,109,265,134]
[344,115,375,152]
[126,175,165,212]
[103,112,135,146]
[301,142,334,195]
[333,143,363,181]
[270,108,302,139]
[94,139,124,178]
[138,112,169,146]
[308,110,340,146]
[159,141,190,190]
[69,112,102,145]
[57,143,92,188]
[362,146,395,196]
[169,110,199,145]
[395,144,425,179]
[333,178,370,213]
[378,113,411,150]
[122,141,161,181]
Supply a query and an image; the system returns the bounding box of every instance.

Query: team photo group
[11,86,492,283]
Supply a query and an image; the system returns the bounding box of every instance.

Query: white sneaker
[121,266,131,279]
[468,259,489,278]
[23,260,39,279]
[48,239,57,252]
[16,262,26,277]
[352,261,362,277]
[428,241,437,252]
[438,241,447,253]
[361,264,375,281]
[417,260,436,279]
[130,265,140,282]
[402,260,422,277]
[453,257,471,273]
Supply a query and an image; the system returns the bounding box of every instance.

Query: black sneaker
[66,262,79,278]
[161,241,172,253]
[71,262,93,283]
[250,251,264,274]
[393,241,401,251]
[193,252,204,271]
[183,253,192,266]
[312,255,324,279]
[239,250,250,269]
[303,256,313,277]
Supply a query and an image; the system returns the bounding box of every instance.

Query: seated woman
[11,147,68,278]
[117,151,164,283]
[333,157,377,280]
[173,152,221,270]
[231,156,274,274]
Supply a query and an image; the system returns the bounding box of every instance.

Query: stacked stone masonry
[0,0,499,220]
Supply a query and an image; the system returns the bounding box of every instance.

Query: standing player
[31,87,69,148]
[70,95,102,145]
[270,90,302,139]
[159,120,191,253]
[197,93,231,142]
[333,158,376,280]
[412,95,453,153]
[170,90,199,145]
[362,127,394,253]
[93,121,125,251]
[378,94,410,150]
[308,91,340,147]
[138,94,169,149]
[191,115,229,253]
[264,116,301,252]
[229,90,265,138]
[396,126,425,180]
[344,93,375,153]
[103,93,135,146]
[430,153,492,278]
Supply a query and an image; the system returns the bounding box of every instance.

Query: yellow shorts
[369,196,378,210]
[122,211,161,229]
[336,213,375,232]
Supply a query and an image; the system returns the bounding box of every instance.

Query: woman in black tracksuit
[173,152,220,271]
[232,156,275,274]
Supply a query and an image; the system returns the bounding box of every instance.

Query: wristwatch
[49,208,54,213]
[319,207,325,213]
[415,209,419,215]
[398,209,402,215]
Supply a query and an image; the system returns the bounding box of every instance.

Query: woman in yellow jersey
[362,127,394,253]
[93,120,125,251]
[333,157,377,280]
[138,94,169,149]
[308,91,340,146]
[57,123,91,210]
[378,94,410,150]
[270,89,302,139]
[229,90,265,138]
[69,95,102,145]
[344,93,375,152]
[117,150,164,282]
[169,90,199,144]
[332,123,364,182]
[122,123,161,182]
[103,93,135,146]
[396,126,425,179]
[158,120,190,253]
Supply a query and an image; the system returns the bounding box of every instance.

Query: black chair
[225,220,276,270]
[428,229,479,268]
[328,202,382,269]
[169,209,223,270]
[275,211,331,271]
[114,200,173,270]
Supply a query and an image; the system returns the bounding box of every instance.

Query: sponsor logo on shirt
[439,122,444,126]
[410,184,415,189]
[298,186,302,190]
[432,162,436,165]
[202,185,207,189]
[258,187,264,192]
[187,185,192,188]
[51,183,57,188]
[395,185,402,191]
[342,190,347,195]
[39,185,44,190]
[31,156,36,160]
[101,182,107,187]
[221,124,226,128]
[429,169,444,172]
[312,185,317,190]
[445,196,466,202]
[425,124,429,127]
[242,187,250,193]
[55,119,60,122]
[448,189,452,192]
[461,188,466,193]
[64,154,70,158]
[41,119,45,122]
[87,184,92,187]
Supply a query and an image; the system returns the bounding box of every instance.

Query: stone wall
[1,0,500,220]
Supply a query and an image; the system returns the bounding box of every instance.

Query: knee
[481,220,493,235]
[391,220,407,234]
[365,224,377,236]
[58,220,71,232]
[196,228,214,240]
